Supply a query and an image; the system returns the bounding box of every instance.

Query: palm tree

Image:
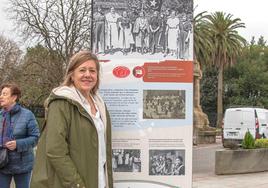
[194,11,213,65]
[206,12,246,127]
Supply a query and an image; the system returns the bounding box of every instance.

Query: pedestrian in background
[31,51,113,188]
[0,83,40,188]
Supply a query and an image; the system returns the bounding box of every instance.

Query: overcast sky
[0,0,267,43]
[0,0,13,37]
[194,0,268,42]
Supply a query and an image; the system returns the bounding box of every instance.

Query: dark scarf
[0,104,21,147]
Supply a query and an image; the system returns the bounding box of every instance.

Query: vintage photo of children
[143,90,186,119]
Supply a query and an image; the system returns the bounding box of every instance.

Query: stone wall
[197,130,217,144]
[215,148,268,175]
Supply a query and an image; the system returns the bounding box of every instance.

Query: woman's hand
[5,140,17,150]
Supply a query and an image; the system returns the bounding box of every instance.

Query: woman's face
[72,60,98,95]
[175,158,181,165]
[181,14,186,21]
[0,87,17,109]
[123,11,127,17]
[170,11,176,18]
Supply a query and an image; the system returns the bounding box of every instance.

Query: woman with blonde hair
[31,51,113,188]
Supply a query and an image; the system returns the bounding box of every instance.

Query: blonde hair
[62,51,100,94]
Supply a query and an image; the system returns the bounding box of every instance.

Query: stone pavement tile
[193,182,231,188]
[256,184,268,188]
[193,172,268,188]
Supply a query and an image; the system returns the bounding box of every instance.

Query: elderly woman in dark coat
[0,83,40,188]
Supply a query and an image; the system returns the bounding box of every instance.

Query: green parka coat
[30,90,113,188]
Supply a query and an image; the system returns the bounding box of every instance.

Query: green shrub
[242,131,255,149]
[255,139,268,148]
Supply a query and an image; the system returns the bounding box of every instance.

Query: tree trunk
[216,63,224,128]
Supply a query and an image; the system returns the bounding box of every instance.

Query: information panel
[92,1,193,187]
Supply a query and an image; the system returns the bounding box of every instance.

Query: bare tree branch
[9,0,92,64]
[0,35,22,83]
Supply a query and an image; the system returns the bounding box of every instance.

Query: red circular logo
[133,66,145,78]
[113,66,130,78]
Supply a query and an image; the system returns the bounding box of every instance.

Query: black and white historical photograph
[149,149,185,176]
[143,90,185,119]
[112,149,141,172]
[92,0,193,59]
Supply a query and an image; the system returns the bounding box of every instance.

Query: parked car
[222,107,268,147]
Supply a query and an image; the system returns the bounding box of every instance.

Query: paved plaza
[193,136,268,188]
[193,171,268,188]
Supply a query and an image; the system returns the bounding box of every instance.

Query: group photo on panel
[149,149,185,176]
[112,149,141,173]
[143,90,186,119]
[93,0,193,59]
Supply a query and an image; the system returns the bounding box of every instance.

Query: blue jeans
[0,171,31,188]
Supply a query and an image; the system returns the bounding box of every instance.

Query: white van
[256,108,268,138]
[222,107,268,146]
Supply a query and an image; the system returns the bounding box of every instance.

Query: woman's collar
[4,103,20,115]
